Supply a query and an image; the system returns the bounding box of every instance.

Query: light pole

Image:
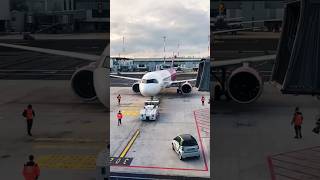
[163,36,166,63]
[122,36,125,55]
[177,42,180,57]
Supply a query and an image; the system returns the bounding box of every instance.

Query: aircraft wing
[213,54,276,67]
[0,43,100,61]
[212,27,262,35]
[110,74,141,81]
[171,79,197,83]
[168,79,197,87]
[228,18,282,26]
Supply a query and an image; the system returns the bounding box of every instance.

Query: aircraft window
[141,79,158,83]
[146,79,158,83]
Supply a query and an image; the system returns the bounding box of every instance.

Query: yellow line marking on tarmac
[119,129,140,158]
[37,154,96,169]
[122,111,139,117]
[120,107,140,117]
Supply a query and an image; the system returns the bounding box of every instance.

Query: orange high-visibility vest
[117,113,123,119]
[22,163,40,180]
[294,114,303,126]
[25,109,33,120]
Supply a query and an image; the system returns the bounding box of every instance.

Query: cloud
[111,0,209,58]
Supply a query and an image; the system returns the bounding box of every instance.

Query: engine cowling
[69,45,109,109]
[132,83,140,93]
[214,81,223,100]
[71,63,97,101]
[227,66,263,103]
[93,53,108,109]
[181,82,192,94]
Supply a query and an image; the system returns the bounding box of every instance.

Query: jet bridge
[195,58,210,92]
[272,0,320,95]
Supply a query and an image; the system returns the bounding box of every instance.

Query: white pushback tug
[140,97,160,121]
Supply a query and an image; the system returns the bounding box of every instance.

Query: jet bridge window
[142,79,158,84]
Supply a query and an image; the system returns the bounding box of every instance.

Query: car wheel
[172,143,174,151]
[179,153,183,160]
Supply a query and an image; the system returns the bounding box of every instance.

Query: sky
[110,0,210,58]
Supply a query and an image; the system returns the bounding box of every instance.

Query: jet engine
[181,82,192,94]
[226,66,263,103]
[71,47,108,108]
[71,62,97,101]
[132,82,140,93]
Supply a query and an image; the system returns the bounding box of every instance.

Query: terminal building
[0,0,10,32]
[211,1,284,29]
[212,1,284,20]
[10,0,109,33]
[111,57,201,73]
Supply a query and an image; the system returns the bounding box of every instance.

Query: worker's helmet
[29,155,34,161]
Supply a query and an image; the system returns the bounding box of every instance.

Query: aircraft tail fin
[171,55,177,68]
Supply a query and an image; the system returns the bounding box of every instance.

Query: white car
[172,134,200,160]
[140,99,160,121]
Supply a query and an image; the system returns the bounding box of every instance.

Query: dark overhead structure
[272,0,320,95]
[196,59,210,91]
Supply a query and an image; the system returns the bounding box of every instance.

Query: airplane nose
[140,84,160,97]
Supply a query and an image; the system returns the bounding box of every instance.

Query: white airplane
[0,39,276,107]
[110,66,196,97]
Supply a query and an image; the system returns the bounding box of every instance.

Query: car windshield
[182,137,198,146]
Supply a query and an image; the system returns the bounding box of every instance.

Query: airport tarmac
[110,87,210,179]
[212,83,320,180]
[0,80,107,180]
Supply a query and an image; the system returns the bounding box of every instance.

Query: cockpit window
[141,79,158,84]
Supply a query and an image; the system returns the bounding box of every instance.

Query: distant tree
[10,0,28,11]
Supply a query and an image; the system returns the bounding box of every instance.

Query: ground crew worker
[313,118,320,134]
[291,107,303,139]
[22,104,35,136]
[22,155,40,180]
[117,111,123,126]
[117,94,121,105]
[201,96,205,106]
